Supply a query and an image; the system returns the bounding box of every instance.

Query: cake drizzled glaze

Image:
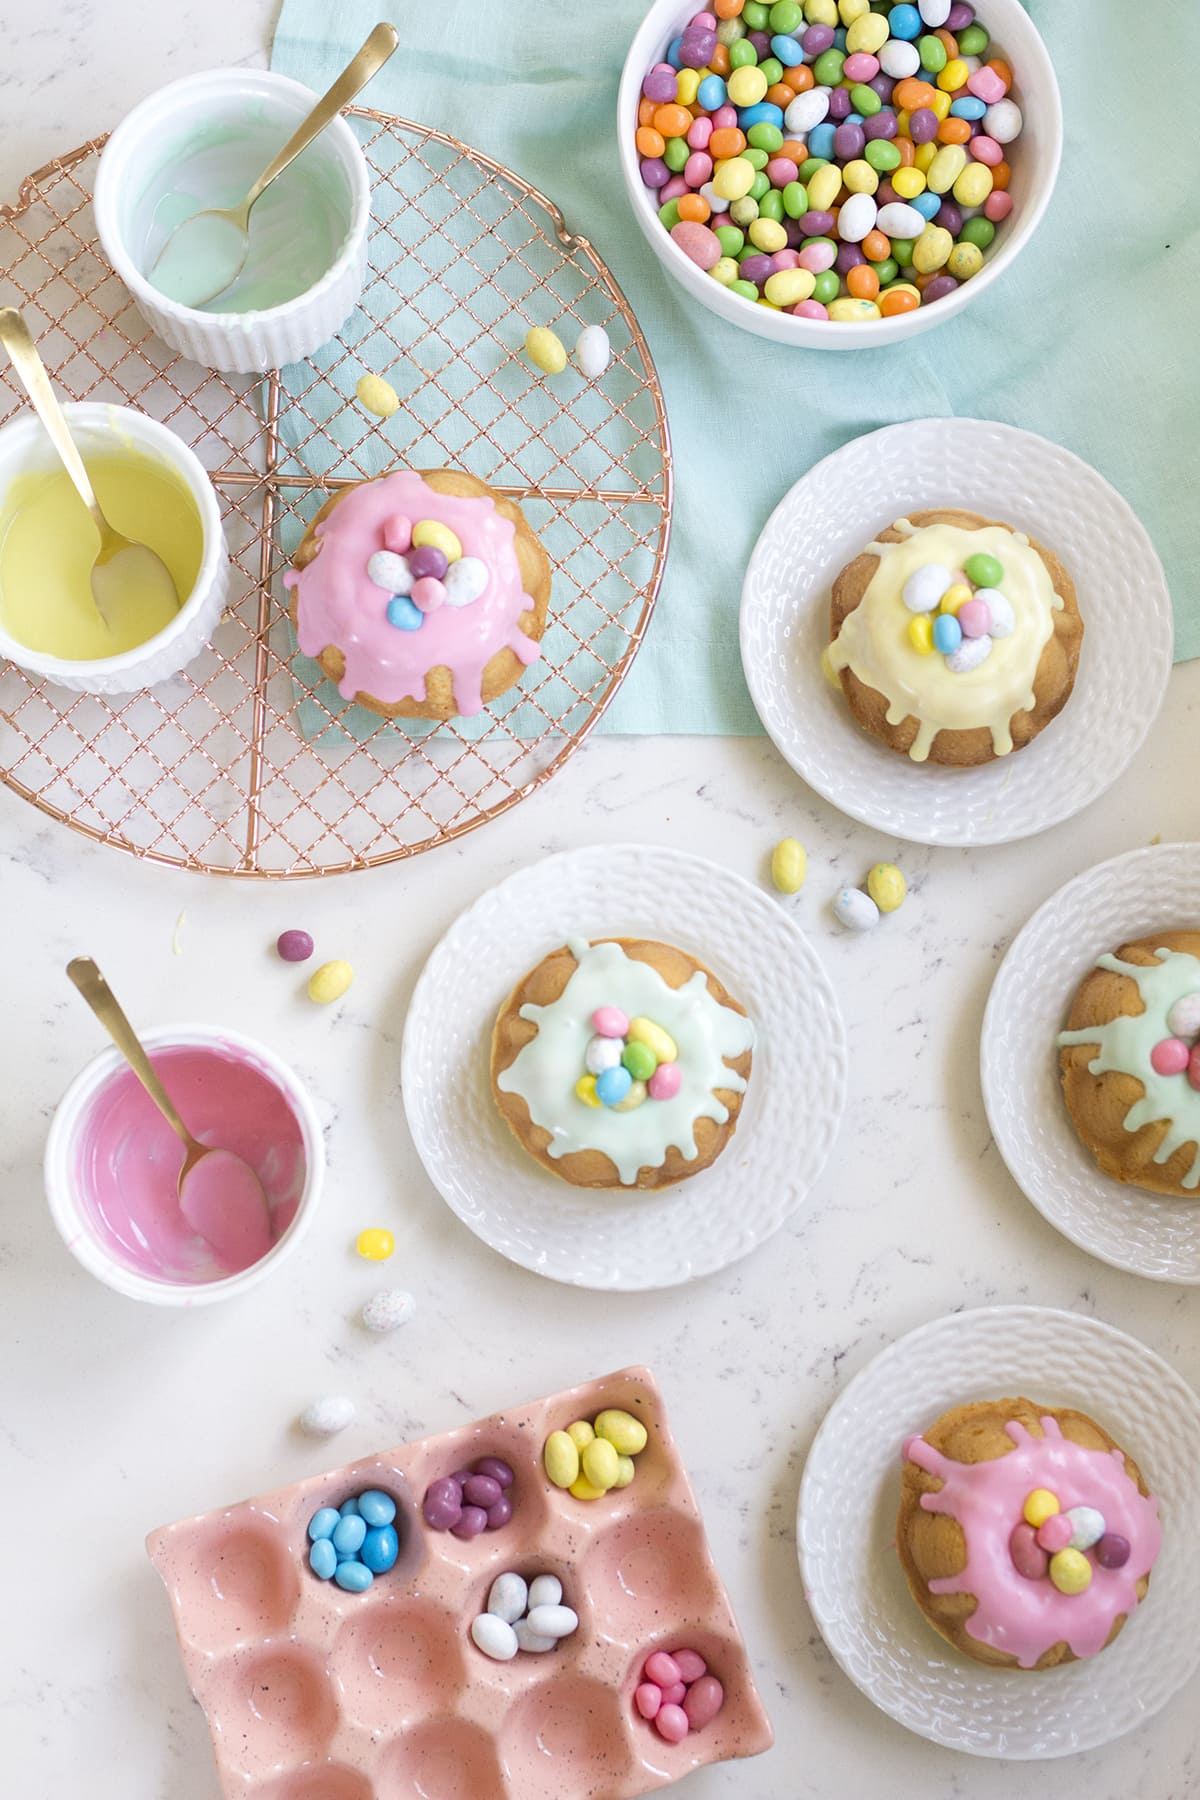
[903,1415,1161,1668]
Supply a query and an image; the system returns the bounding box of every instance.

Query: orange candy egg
[880,286,920,315]
[861,229,890,263]
[847,265,880,300]
[635,126,665,158]
[780,138,806,162]
[894,78,937,112]
[937,117,971,144]
[767,83,795,108]
[934,27,958,57]
[653,103,692,138]
[677,193,711,223]
[785,64,815,93]
[895,137,915,165]
[709,43,731,75]
[987,58,1013,92]
[992,159,1011,190]
[714,0,743,16]
[638,97,657,128]
[709,126,746,157]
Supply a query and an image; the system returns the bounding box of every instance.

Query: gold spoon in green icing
[149,22,399,311]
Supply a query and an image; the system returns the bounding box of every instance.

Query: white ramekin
[94,69,371,375]
[45,1025,325,1307]
[618,0,1063,349]
[0,402,228,694]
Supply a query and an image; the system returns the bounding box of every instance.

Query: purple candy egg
[407,545,448,582]
[640,156,669,189]
[747,29,771,56]
[739,253,775,287]
[783,217,804,246]
[421,1478,463,1531]
[473,1456,514,1488]
[486,1495,513,1530]
[874,179,899,208]
[276,929,314,962]
[802,23,835,54]
[798,210,834,236]
[643,65,677,103]
[947,3,975,28]
[937,200,964,236]
[827,86,852,121]
[923,274,959,302]
[864,108,897,139]
[908,107,939,143]
[834,123,866,159]
[462,1473,502,1509]
[836,242,866,274]
[867,74,895,105]
[678,30,716,68]
[450,1504,489,1540]
[1095,1532,1131,1570]
[450,1468,475,1485]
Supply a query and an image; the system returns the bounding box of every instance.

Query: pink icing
[902,1416,1162,1667]
[283,470,542,717]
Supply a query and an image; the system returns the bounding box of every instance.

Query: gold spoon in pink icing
[67,957,273,1272]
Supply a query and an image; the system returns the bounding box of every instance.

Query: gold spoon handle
[67,957,194,1150]
[243,22,399,212]
[0,308,111,548]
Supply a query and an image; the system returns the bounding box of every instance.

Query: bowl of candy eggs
[618,0,1062,347]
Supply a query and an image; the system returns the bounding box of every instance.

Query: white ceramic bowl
[45,1024,325,1306]
[94,69,370,375]
[0,402,228,694]
[618,0,1062,348]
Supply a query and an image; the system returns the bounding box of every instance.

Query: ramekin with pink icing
[897,1396,1161,1670]
[284,466,552,722]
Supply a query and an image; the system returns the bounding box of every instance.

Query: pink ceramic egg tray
[147,1365,773,1800]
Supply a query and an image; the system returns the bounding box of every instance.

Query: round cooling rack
[0,109,672,877]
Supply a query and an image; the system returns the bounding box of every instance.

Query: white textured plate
[401,844,846,1289]
[797,1305,1200,1757]
[740,419,1173,847]
[983,842,1200,1283]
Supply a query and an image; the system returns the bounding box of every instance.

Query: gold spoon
[149,21,399,311]
[0,307,178,631]
[67,957,274,1272]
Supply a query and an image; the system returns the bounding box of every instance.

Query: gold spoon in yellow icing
[148,22,399,311]
[0,306,177,632]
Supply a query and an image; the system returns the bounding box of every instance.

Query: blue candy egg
[807,122,837,160]
[307,1506,339,1542]
[832,26,847,48]
[844,112,864,126]
[666,36,683,68]
[308,1538,337,1580]
[595,1064,633,1106]
[361,1524,400,1573]
[697,73,726,111]
[387,594,423,631]
[358,1489,397,1529]
[737,101,784,131]
[889,4,922,39]
[933,614,963,654]
[770,34,800,62]
[333,1558,374,1592]
[950,96,987,119]
[339,1497,361,1516]
[331,1513,367,1556]
[912,192,942,220]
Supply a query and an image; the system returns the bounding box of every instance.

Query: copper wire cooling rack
[0,109,672,877]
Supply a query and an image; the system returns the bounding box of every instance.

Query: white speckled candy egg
[361,1288,415,1332]
[471,1613,519,1660]
[299,1395,356,1437]
[974,587,1013,636]
[833,887,880,931]
[585,1034,624,1075]
[1065,1505,1107,1551]
[1167,993,1200,1041]
[879,39,920,78]
[525,1603,579,1639]
[486,1571,528,1624]
[527,1573,563,1610]
[575,325,612,380]
[945,634,993,673]
[442,556,488,608]
[984,98,1023,144]
[918,0,952,25]
[785,88,831,135]
[367,550,412,595]
[877,202,929,244]
[515,1619,558,1653]
[901,562,952,614]
[836,192,877,243]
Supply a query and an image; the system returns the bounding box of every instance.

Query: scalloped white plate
[401,844,846,1289]
[740,419,1173,847]
[983,842,1200,1283]
[797,1305,1200,1757]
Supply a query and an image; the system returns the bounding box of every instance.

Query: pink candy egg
[792,301,829,318]
[383,514,412,554]
[683,1675,725,1730]
[1036,1513,1074,1553]
[958,598,991,638]
[648,1062,682,1101]
[591,1006,629,1038]
[798,241,837,273]
[711,104,737,129]
[767,157,799,188]
[654,1704,690,1745]
[843,52,879,80]
[1009,1521,1049,1581]
[968,133,1004,166]
[687,116,712,150]
[672,1648,707,1682]
[670,221,722,269]
[684,152,713,189]
[660,175,689,204]
[411,577,446,613]
[772,249,802,270]
[644,1650,682,1687]
[967,65,1007,103]
[1151,1037,1190,1076]
[985,190,1013,222]
[689,9,716,25]
[634,1682,662,1720]
[659,1681,687,1707]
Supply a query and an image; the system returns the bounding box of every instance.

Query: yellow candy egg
[845,11,888,53]
[827,297,881,321]
[412,518,462,564]
[612,1079,648,1113]
[764,268,816,307]
[927,144,968,195]
[525,326,567,375]
[543,1430,581,1489]
[566,1419,595,1450]
[912,224,953,274]
[568,1474,607,1501]
[628,1017,678,1064]
[804,0,838,25]
[938,57,970,92]
[953,161,994,209]
[928,89,952,121]
[355,372,398,418]
[675,68,701,106]
[771,836,808,895]
[939,582,973,615]
[842,159,879,196]
[308,959,353,1004]
[356,1227,394,1261]
[914,141,938,174]
[806,162,843,213]
[613,1454,637,1489]
[594,1408,649,1456]
[712,156,756,202]
[1049,1548,1093,1595]
[907,614,934,654]
[581,1436,621,1491]
[866,863,906,913]
[709,256,740,287]
[947,241,984,281]
[892,166,927,199]
[575,1074,601,1108]
[727,65,768,108]
[748,217,788,254]
[1023,1487,1060,1528]
[838,0,869,22]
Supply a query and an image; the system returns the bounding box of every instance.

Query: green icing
[1058,949,1200,1188]
[497,937,755,1187]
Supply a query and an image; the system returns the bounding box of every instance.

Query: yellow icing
[829,519,1064,762]
[0,451,202,659]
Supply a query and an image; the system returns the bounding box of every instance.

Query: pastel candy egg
[361,1525,399,1573]
[833,887,880,931]
[947,242,984,281]
[612,1079,648,1112]
[645,1651,682,1686]
[575,1074,602,1108]
[673,1649,707,1683]
[964,551,1003,587]
[671,220,723,268]
[367,549,412,594]
[866,863,905,912]
[939,582,972,616]
[355,372,399,417]
[356,1227,394,1260]
[407,544,447,581]
[575,324,611,380]
[648,1061,681,1101]
[334,1560,373,1592]
[276,928,314,962]
[595,1408,649,1455]
[463,1474,502,1509]
[411,576,446,613]
[1023,1488,1060,1528]
[926,143,967,194]
[764,268,816,307]
[586,1034,625,1075]
[515,1619,558,1653]
[412,518,462,564]
[1049,1548,1092,1595]
[387,595,423,631]
[595,1064,633,1106]
[422,1478,463,1530]
[471,1612,519,1660]
[683,1675,725,1730]
[908,615,934,654]
[1066,1506,1107,1552]
[837,191,877,242]
[912,223,953,272]
[475,1457,514,1488]
[635,1682,663,1720]
[383,513,412,553]
[566,1420,595,1449]
[953,163,993,209]
[932,613,962,655]
[967,64,1007,103]
[300,1394,355,1437]
[771,837,807,894]
[308,958,354,1003]
[443,557,488,607]
[451,1505,489,1540]
[876,200,928,241]
[544,1430,581,1489]
[974,587,1013,636]
[309,1538,337,1580]
[332,1512,367,1556]
[486,1495,512,1530]
[568,1475,607,1500]
[622,1040,658,1082]
[525,326,567,374]
[1095,1532,1131,1569]
[628,1017,678,1063]
[654,1704,690,1745]
[359,1490,397,1528]
[1167,993,1200,1040]
[958,597,991,638]
[526,1603,578,1639]
[1008,1522,1048,1581]
[520,1576,559,1614]
[826,298,882,322]
[901,562,952,613]
[659,1681,687,1707]
[785,88,831,134]
[581,1435,621,1491]
[592,1005,629,1038]
[983,98,1023,143]
[880,38,920,77]
[1035,1513,1074,1553]
[487,1571,528,1623]
[945,635,993,673]
[308,1507,340,1542]
[361,1287,415,1332]
[1150,1037,1190,1076]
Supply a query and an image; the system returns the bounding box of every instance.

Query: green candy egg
[960,216,995,249]
[729,38,759,68]
[769,0,803,31]
[812,269,840,304]
[957,23,989,54]
[965,552,1004,588]
[759,57,784,86]
[742,0,770,26]
[715,224,745,257]
[658,199,681,230]
[748,122,784,153]
[749,171,770,199]
[782,181,809,218]
[621,1040,657,1082]
[917,33,947,71]
[758,190,785,222]
[890,236,916,265]
[663,136,689,172]
[798,156,829,184]
[870,256,898,284]
[744,146,770,170]
[864,139,901,172]
[812,48,845,85]
[850,82,881,116]
[730,278,760,300]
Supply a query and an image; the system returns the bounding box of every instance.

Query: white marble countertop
[3,8,1198,1799]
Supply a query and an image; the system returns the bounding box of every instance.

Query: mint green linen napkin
[272,1,1198,736]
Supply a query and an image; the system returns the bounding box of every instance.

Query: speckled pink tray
[147,1366,773,1799]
